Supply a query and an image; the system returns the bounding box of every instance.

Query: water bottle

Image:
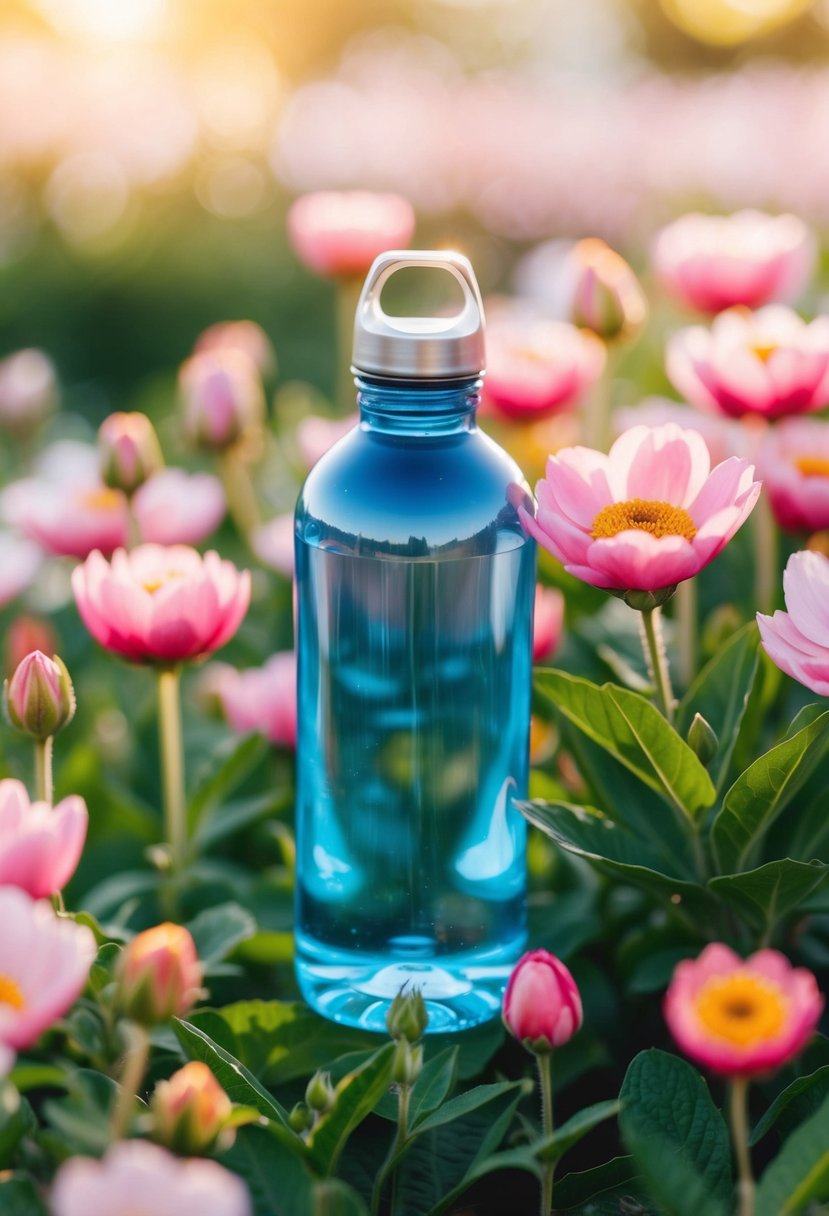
[294,251,536,1032]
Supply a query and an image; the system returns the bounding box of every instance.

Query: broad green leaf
[310,1181,370,1216]
[173,1017,293,1128]
[623,1123,729,1216]
[185,902,257,965]
[712,711,829,871]
[0,1175,47,1216]
[554,1156,641,1208]
[751,1066,829,1146]
[82,869,160,921]
[412,1079,526,1136]
[187,732,268,831]
[194,791,290,851]
[41,1069,118,1156]
[306,1044,395,1176]
[534,669,716,822]
[220,1124,316,1216]
[756,1094,829,1215]
[676,622,760,791]
[537,1099,620,1165]
[708,860,829,933]
[0,1085,35,1169]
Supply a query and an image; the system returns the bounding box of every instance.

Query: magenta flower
[0,886,96,1050]
[0,779,87,898]
[51,1140,251,1216]
[533,585,565,663]
[665,943,823,1078]
[287,190,415,279]
[132,470,226,547]
[503,949,583,1052]
[757,418,829,533]
[71,544,250,665]
[666,305,829,421]
[179,350,265,452]
[652,211,815,315]
[757,549,829,696]
[216,651,297,748]
[520,423,760,596]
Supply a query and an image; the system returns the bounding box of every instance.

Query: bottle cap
[352,250,486,380]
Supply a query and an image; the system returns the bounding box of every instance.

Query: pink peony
[503,949,583,1052]
[757,549,829,695]
[0,779,87,898]
[194,320,276,377]
[251,513,295,579]
[295,413,357,469]
[287,190,415,279]
[757,418,829,533]
[652,211,815,315]
[0,531,42,608]
[51,1139,251,1216]
[533,585,565,662]
[132,469,226,546]
[666,305,829,421]
[216,651,297,748]
[0,886,96,1050]
[665,943,823,1078]
[520,423,760,596]
[71,544,250,665]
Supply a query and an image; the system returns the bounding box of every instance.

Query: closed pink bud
[179,350,265,452]
[568,239,647,344]
[116,923,202,1026]
[99,412,164,496]
[503,949,583,1053]
[5,650,75,740]
[151,1061,233,1155]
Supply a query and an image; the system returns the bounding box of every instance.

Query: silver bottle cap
[352,250,486,380]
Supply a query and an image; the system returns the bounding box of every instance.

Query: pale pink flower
[0,348,57,434]
[71,544,250,665]
[533,585,564,662]
[116,922,202,1026]
[652,211,815,314]
[179,350,265,451]
[295,413,357,469]
[194,320,276,377]
[503,949,583,1051]
[0,779,87,898]
[757,549,829,695]
[665,943,823,1078]
[0,532,42,608]
[666,305,829,421]
[757,418,829,533]
[613,398,744,469]
[217,652,297,748]
[251,513,294,578]
[520,423,760,595]
[51,1140,251,1216]
[287,190,415,279]
[0,886,96,1050]
[132,469,226,546]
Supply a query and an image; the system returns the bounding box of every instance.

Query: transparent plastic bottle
[294,251,535,1032]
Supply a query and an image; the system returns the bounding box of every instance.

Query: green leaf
[306,1044,395,1176]
[708,860,829,933]
[554,1156,641,1208]
[751,1066,829,1146]
[412,1080,525,1136]
[712,711,829,871]
[193,791,289,851]
[756,1094,829,1215]
[187,732,268,832]
[172,1017,293,1129]
[41,1069,118,1156]
[185,902,257,965]
[620,1049,732,1210]
[537,1100,620,1165]
[623,1122,729,1216]
[534,669,716,822]
[309,1181,370,1216]
[0,1175,47,1216]
[0,1085,35,1169]
[82,869,160,921]
[220,1124,316,1216]
[375,1047,459,1125]
[676,622,760,792]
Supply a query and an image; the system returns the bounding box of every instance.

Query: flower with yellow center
[0,975,25,1010]
[591,499,697,542]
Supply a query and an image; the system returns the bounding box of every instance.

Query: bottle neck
[355,374,481,435]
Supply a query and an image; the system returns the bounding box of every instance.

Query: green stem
[640,607,675,726]
[110,1022,150,1141]
[371,1083,411,1216]
[157,666,187,873]
[582,346,618,451]
[753,491,779,617]
[217,449,262,540]
[674,578,698,691]
[729,1077,755,1216]
[34,735,53,805]
[537,1052,554,1216]
[336,277,361,415]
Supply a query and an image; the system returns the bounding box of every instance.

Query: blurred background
[2,0,829,407]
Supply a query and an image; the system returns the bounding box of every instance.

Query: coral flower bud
[503,949,583,1054]
[5,650,75,740]
[179,350,265,452]
[386,988,428,1043]
[567,238,647,343]
[151,1062,233,1156]
[99,412,164,497]
[116,923,202,1026]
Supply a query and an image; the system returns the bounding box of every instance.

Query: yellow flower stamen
[795,456,829,479]
[695,974,787,1047]
[142,572,185,595]
[751,343,778,364]
[79,488,124,512]
[591,498,697,541]
[0,974,25,1010]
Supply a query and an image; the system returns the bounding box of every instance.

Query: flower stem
[157,666,187,873]
[217,448,262,540]
[729,1077,755,1216]
[640,606,675,725]
[370,1083,411,1216]
[34,735,53,804]
[674,578,698,690]
[537,1052,554,1216]
[753,491,779,617]
[110,1022,150,1141]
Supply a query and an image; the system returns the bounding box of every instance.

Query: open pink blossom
[194,320,276,377]
[666,306,829,421]
[756,418,829,533]
[71,544,250,665]
[533,585,564,662]
[295,413,357,469]
[503,949,583,1051]
[0,531,42,608]
[665,943,823,1078]
[520,423,760,596]
[0,779,87,897]
[251,513,295,578]
[613,398,743,469]
[652,211,815,314]
[216,651,297,747]
[287,190,415,279]
[757,549,829,695]
[133,469,226,546]
[0,886,96,1050]
[51,1139,251,1216]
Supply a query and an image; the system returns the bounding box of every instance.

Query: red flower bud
[502,949,583,1053]
[116,923,202,1026]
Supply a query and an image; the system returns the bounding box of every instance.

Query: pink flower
[533,585,564,662]
[652,211,815,314]
[216,652,297,748]
[0,779,87,898]
[295,413,357,469]
[0,532,42,608]
[179,350,265,451]
[151,1061,233,1155]
[194,320,276,377]
[0,348,57,434]
[666,305,829,421]
[757,549,829,695]
[520,423,760,595]
[71,544,250,665]
[51,1140,251,1216]
[756,418,829,533]
[132,469,226,546]
[567,238,647,343]
[482,298,606,421]
[251,513,294,578]
[287,190,415,279]
[98,412,164,496]
[5,650,75,740]
[664,943,824,1078]
[613,398,744,469]
[116,923,202,1026]
[503,949,583,1051]
[0,886,96,1050]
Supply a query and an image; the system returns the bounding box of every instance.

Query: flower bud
[305,1070,336,1114]
[289,1102,311,1133]
[0,349,58,436]
[98,412,164,496]
[386,988,428,1043]
[5,616,59,678]
[179,350,266,452]
[567,239,647,344]
[151,1061,233,1155]
[687,712,719,768]
[5,651,75,740]
[115,923,202,1026]
[391,1039,423,1088]
[503,949,583,1054]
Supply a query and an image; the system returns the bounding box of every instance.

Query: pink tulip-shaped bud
[287,190,415,280]
[503,949,583,1053]
[151,1062,233,1155]
[567,238,647,343]
[116,923,202,1026]
[99,412,164,497]
[5,650,75,740]
[0,348,58,436]
[4,616,59,678]
[179,350,266,452]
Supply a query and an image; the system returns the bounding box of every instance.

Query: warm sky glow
[29,0,168,42]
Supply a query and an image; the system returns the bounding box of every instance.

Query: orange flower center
[0,974,25,1010]
[142,572,185,595]
[694,974,787,1047]
[795,456,829,479]
[751,342,778,363]
[79,488,124,512]
[591,499,697,541]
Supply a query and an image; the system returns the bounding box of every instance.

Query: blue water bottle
[294,251,536,1031]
